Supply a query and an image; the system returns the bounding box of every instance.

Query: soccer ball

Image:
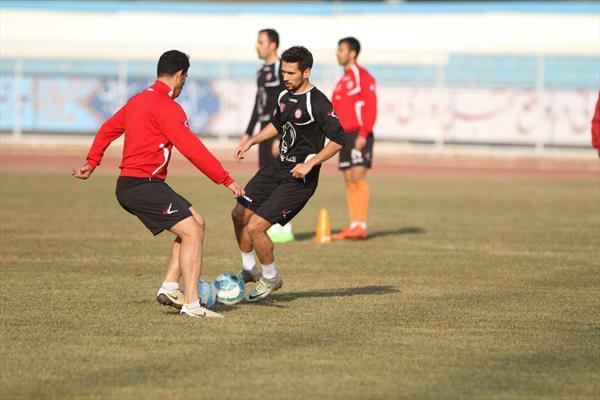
[198,279,217,309]
[214,272,245,305]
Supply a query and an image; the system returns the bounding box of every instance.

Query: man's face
[172,70,187,99]
[282,61,309,92]
[336,42,354,66]
[255,32,274,60]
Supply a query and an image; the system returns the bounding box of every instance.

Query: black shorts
[258,121,279,169]
[237,164,317,226]
[338,130,374,170]
[115,177,193,236]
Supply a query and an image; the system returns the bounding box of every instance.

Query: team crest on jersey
[294,108,303,119]
[266,72,273,80]
[346,81,354,90]
[280,103,286,113]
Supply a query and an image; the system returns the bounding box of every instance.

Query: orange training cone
[315,208,332,244]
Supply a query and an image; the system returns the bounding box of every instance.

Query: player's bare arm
[290,141,343,179]
[234,122,279,163]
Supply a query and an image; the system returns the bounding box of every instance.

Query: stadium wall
[1,1,598,148]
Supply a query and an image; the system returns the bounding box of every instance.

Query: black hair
[338,37,361,58]
[157,50,190,77]
[259,28,279,49]
[281,46,313,72]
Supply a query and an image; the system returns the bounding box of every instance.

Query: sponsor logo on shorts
[351,149,364,164]
[162,203,179,215]
[281,209,292,219]
[242,195,253,203]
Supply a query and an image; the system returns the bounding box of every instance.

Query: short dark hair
[338,37,361,58]
[259,28,279,49]
[281,46,313,72]
[157,50,190,77]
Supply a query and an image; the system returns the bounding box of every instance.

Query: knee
[246,218,267,238]
[184,220,204,243]
[352,172,366,184]
[193,214,205,232]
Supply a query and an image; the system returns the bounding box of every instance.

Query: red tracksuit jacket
[86,80,234,186]
[332,63,377,139]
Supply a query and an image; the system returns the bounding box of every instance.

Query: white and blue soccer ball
[198,279,217,309]
[214,272,245,305]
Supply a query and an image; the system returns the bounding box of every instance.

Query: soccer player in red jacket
[331,37,377,240]
[72,50,244,318]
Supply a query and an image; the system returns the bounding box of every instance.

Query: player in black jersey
[232,46,345,302]
[241,29,285,168]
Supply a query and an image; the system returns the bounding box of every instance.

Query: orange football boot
[332,226,353,240]
[344,226,368,240]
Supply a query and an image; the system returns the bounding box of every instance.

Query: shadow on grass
[157,286,400,312]
[292,226,426,241]
[251,285,400,308]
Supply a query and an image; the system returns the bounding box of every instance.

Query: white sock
[241,250,256,271]
[185,300,200,309]
[262,261,277,280]
[162,281,180,291]
[351,221,367,229]
[282,223,293,234]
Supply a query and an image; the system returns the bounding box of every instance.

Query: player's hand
[71,164,94,180]
[227,182,245,198]
[239,134,251,146]
[271,139,280,158]
[290,163,313,180]
[355,136,367,150]
[234,141,252,163]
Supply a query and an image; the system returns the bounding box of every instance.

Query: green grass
[1,171,599,399]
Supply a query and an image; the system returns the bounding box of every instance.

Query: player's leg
[333,132,358,239]
[232,203,254,252]
[247,214,274,265]
[156,236,184,309]
[343,141,371,239]
[350,165,369,237]
[168,215,222,318]
[233,165,279,283]
[157,207,206,310]
[168,216,203,304]
[231,203,262,283]
[333,168,357,240]
[245,213,282,302]
[245,179,316,302]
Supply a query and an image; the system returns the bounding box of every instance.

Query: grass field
[1,171,599,399]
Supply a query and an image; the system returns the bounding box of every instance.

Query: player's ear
[303,68,311,80]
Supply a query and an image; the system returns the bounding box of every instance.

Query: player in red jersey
[331,37,377,240]
[72,50,244,318]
